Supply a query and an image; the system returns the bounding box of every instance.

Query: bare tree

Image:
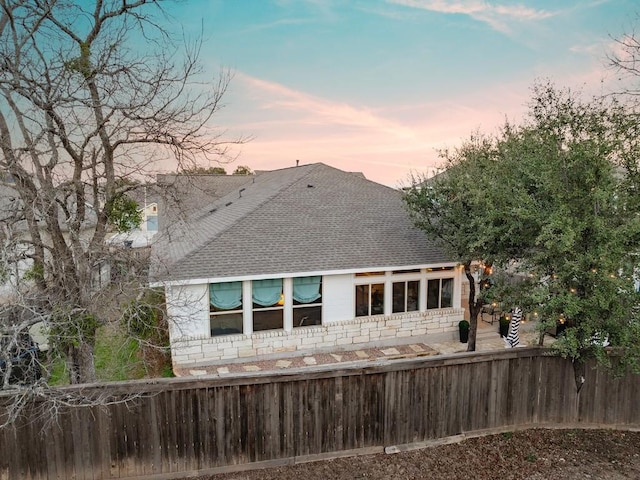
[0,0,238,384]
[609,24,640,103]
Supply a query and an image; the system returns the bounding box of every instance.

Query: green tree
[492,84,640,386]
[404,135,500,351]
[180,166,227,175]
[233,165,253,175]
[405,83,640,384]
[106,194,142,233]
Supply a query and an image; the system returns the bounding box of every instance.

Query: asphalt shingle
[150,163,451,282]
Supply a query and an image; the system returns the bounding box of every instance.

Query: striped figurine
[503,307,522,348]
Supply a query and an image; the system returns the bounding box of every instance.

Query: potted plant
[458,319,470,343]
[499,315,510,338]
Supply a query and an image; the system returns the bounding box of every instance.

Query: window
[355,283,385,317]
[146,215,158,231]
[210,282,243,336]
[427,278,454,309]
[392,280,419,313]
[252,278,283,331]
[293,276,322,327]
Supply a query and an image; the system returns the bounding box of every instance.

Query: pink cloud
[387,0,556,33]
[208,60,619,188]
[213,72,536,187]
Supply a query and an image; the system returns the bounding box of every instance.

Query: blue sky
[163,0,637,186]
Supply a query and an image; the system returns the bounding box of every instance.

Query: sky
[162,0,638,187]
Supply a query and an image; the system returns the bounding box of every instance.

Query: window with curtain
[355,283,384,317]
[427,278,454,309]
[209,282,243,336]
[293,276,322,327]
[252,278,283,331]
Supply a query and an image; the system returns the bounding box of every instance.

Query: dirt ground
[200,429,640,480]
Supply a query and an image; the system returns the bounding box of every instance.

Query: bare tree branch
[0,0,244,417]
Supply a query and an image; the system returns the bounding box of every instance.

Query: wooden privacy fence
[1,347,639,480]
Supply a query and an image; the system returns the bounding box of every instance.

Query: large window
[392,280,419,313]
[293,276,322,327]
[427,278,454,309]
[252,278,283,331]
[209,282,243,336]
[355,283,385,317]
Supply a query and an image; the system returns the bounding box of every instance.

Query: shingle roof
[152,173,254,227]
[150,163,451,282]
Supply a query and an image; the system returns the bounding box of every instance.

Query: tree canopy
[233,165,253,175]
[404,83,640,374]
[404,134,498,351]
[180,166,227,175]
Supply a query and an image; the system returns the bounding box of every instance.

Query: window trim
[209,276,324,335]
[426,276,455,310]
[392,279,420,313]
[355,282,385,317]
[292,277,323,328]
[353,267,458,317]
[209,282,244,336]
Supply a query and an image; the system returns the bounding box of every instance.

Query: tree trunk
[66,345,81,384]
[463,261,482,352]
[67,340,97,384]
[78,341,96,384]
[572,358,586,394]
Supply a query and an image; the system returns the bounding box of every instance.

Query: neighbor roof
[150,163,451,282]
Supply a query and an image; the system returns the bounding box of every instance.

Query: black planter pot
[499,317,510,337]
[459,320,469,343]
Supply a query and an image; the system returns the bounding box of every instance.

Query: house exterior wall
[166,283,209,339]
[322,274,355,323]
[141,203,158,232]
[170,307,464,369]
[165,268,466,369]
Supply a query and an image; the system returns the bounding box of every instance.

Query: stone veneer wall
[171,308,465,368]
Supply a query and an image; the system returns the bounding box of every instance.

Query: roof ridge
[160,164,320,267]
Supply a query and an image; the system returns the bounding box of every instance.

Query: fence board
[1,349,639,479]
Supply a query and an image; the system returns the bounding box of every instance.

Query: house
[149,163,466,370]
[101,175,251,288]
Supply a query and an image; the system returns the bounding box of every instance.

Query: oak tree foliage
[405,83,640,378]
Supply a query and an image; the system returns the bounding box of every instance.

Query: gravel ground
[198,429,640,480]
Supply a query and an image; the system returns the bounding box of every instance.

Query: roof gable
[150,163,450,282]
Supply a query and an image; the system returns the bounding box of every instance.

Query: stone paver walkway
[186,342,439,377]
[181,323,545,378]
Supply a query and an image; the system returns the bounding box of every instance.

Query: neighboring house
[99,175,249,289]
[149,163,466,370]
[103,201,159,287]
[142,202,158,233]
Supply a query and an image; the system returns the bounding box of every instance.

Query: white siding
[166,269,466,370]
[323,273,354,323]
[166,283,209,340]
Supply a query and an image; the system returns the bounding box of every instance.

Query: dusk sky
[165,0,638,187]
